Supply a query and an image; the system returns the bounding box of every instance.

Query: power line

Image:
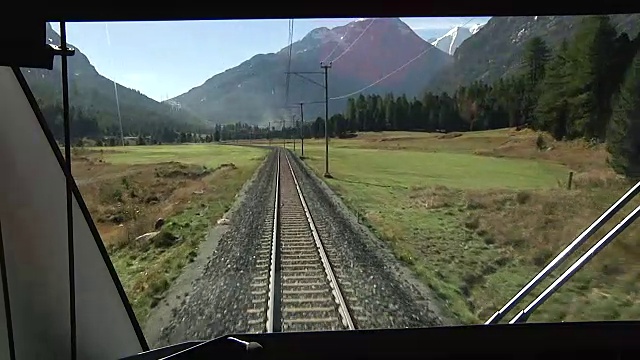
[330,18,376,64]
[104,23,125,146]
[322,32,346,64]
[329,17,478,101]
[322,19,359,63]
[329,47,429,100]
[284,19,295,107]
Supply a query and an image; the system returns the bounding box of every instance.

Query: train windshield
[19,15,640,350]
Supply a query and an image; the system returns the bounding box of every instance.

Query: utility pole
[299,102,305,158]
[292,114,297,152]
[282,118,286,148]
[283,70,325,163]
[268,121,272,146]
[320,61,332,178]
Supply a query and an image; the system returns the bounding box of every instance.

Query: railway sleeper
[282,289,330,296]
[283,274,318,281]
[280,264,321,270]
[280,237,313,244]
[247,307,267,314]
[282,297,333,304]
[280,231,310,236]
[282,285,327,292]
[280,253,316,259]
[282,307,338,316]
[281,244,313,249]
[282,318,343,331]
[282,270,325,277]
[281,281,325,287]
[252,276,269,283]
[281,246,316,252]
[279,215,307,222]
[280,259,318,266]
[282,306,338,315]
[280,258,318,264]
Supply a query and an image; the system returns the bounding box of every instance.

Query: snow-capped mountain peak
[470,23,485,34]
[431,25,474,55]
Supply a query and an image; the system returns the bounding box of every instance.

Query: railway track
[247,149,356,333]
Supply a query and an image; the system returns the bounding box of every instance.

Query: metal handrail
[485,180,640,324]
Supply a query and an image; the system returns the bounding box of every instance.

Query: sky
[51,17,490,102]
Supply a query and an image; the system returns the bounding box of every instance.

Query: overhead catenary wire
[284,19,295,108]
[104,23,125,146]
[329,17,478,101]
[329,18,376,64]
[321,29,347,64]
[321,18,369,64]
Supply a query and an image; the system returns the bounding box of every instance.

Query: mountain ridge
[23,23,208,140]
[170,18,452,125]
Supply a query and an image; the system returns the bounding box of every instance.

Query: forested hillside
[428,14,640,93]
[23,23,210,142]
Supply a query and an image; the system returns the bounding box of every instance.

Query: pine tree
[523,36,551,86]
[535,40,571,139]
[384,94,396,130]
[346,98,357,131]
[606,50,640,178]
[567,15,617,140]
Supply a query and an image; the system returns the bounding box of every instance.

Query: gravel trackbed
[145,147,450,348]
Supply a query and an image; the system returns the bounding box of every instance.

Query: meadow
[72,143,267,322]
[262,129,640,324]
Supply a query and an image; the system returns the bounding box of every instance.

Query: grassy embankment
[261,129,640,324]
[73,144,267,322]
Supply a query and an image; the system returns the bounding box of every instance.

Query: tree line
[39,101,214,143]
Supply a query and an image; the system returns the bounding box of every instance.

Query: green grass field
[76,143,268,322]
[280,130,640,324]
[92,144,266,168]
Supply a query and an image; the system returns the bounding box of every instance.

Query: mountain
[22,23,208,139]
[470,23,485,35]
[431,26,473,55]
[170,18,452,125]
[427,15,640,92]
